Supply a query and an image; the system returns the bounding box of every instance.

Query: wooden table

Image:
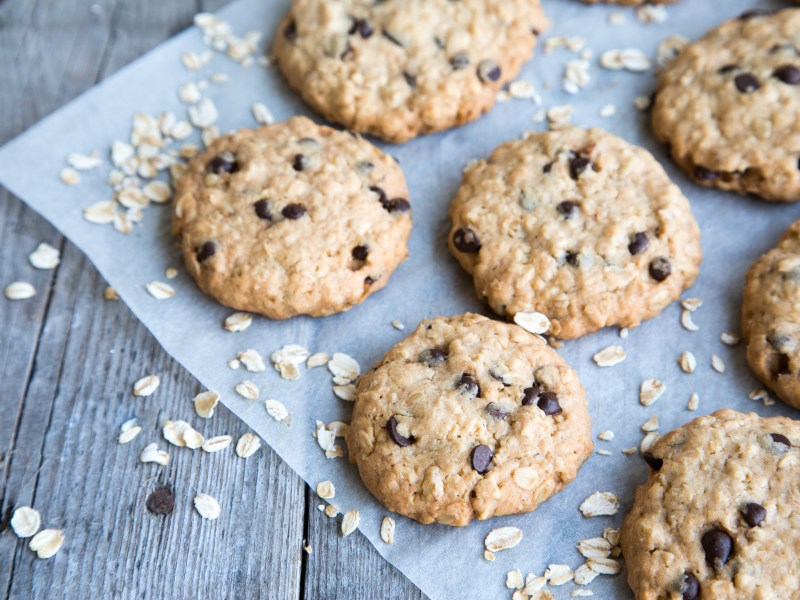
[0,1,426,597]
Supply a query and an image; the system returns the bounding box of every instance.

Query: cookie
[273,0,548,143]
[621,409,800,600]
[652,8,800,202]
[346,313,593,526]
[172,116,412,319]
[742,220,800,409]
[447,127,702,340]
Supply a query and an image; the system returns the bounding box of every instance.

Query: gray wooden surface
[0,1,427,598]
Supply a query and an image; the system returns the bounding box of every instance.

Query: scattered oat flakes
[636,4,667,23]
[118,418,142,444]
[641,431,660,453]
[513,311,551,335]
[485,526,523,552]
[622,447,638,456]
[265,399,290,425]
[587,556,622,575]
[391,319,405,331]
[633,95,651,111]
[563,59,591,95]
[641,415,659,432]
[547,104,573,129]
[680,309,699,332]
[598,430,614,441]
[619,327,629,339]
[224,312,252,332]
[577,537,612,559]
[639,378,665,406]
[202,435,232,453]
[484,550,495,561]
[10,507,41,538]
[235,380,259,400]
[315,421,343,458]
[235,433,261,458]
[380,516,395,544]
[103,286,119,301]
[592,345,626,367]
[580,492,619,517]
[711,354,726,374]
[341,509,360,537]
[597,449,612,457]
[523,574,547,594]
[28,243,60,270]
[133,375,160,397]
[227,359,240,370]
[679,351,697,374]
[303,543,312,554]
[324,505,339,518]
[604,528,620,546]
[165,267,178,279]
[545,564,574,586]
[83,200,116,224]
[140,443,169,466]
[188,98,219,128]
[237,349,266,372]
[194,493,221,520]
[29,529,64,559]
[143,181,171,203]
[271,344,310,380]
[720,332,740,346]
[146,281,175,300]
[333,384,356,402]
[178,81,202,104]
[59,167,81,185]
[688,392,700,411]
[608,12,625,25]
[67,151,102,170]
[572,590,593,597]
[327,352,360,383]
[599,103,616,117]
[193,390,220,418]
[600,48,651,72]
[251,102,274,125]
[307,353,330,368]
[507,569,524,589]
[4,281,36,300]
[749,389,774,407]
[574,563,599,586]
[316,481,335,500]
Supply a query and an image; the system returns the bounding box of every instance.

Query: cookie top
[652,8,800,202]
[346,313,592,526]
[447,127,702,340]
[172,116,412,319]
[742,220,800,409]
[273,0,548,143]
[621,410,800,600]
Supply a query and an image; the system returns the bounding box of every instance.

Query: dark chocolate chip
[742,502,766,527]
[351,18,373,38]
[681,572,700,600]
[283,20,297,41]
[694,165,719,181]
[521,385,540,406]
[702,528,733,569]
[453,227,481,253]
[254,199,272,220]
[419,348,448,367]
[340,41,354,60]
[370,185,388,204]
[734,73,760,93]
[282,203,306,219]
[403,72,417,87]
[352,245,369,261]
[774,65,800,85]
[628,232,649,255]
[450,52,470,70]
[457,374,481,397]
[543,160,554,174]
[643,452,663,470]
[207,152,239,174]
[146,488,175,515]
[196,241,216,262]
[570,154,591,180]
[557,201,579,218]
[364,276,375,286]
[471,444,493,474]
[770,432,791,447]
[292,154,308,171]
[649,257,671,282]
[718,64,738,74]
[384,198,410,213]
[387,416,414,447]
[382,30,403,47]
[565,251,579,266]
[477,60,502,83]
[537,391,561,415]
[489,370,510,386]
[485,403,509,420]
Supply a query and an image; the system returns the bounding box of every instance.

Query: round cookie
[273,0,548,143]
[447,127,702,340]
[652,8,800,202]
[742,220,800,409]
[172,116,412,319]
[346,313,593,526]
[621,410,800,599]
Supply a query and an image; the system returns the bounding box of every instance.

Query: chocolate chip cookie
[273,0,548,143]
[172,116,412,319]
[346,313,593,526]
[742,220,800,409]
[652,8,800,202]
[447,127,702,340]
[621,409,800,599]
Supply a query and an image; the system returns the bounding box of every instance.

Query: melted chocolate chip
[557,201,579,218]
[770,432,791,447]
[718,64,738,75]
[283,20,297,41]
[352,245,369,261]
[477,60,501,83]
[774,65,800,85]
[207,152,239,174]
[370,185,388,204]
[382,30,404,47]
[702,528,733,569]
[628,232,649,255]
[453,228,481,253]
[734,73,760,93]
[565,251,579,266]
[570,154,591,180]
[387,416,414,447]
[485,403,509,420]
[282,203,306,220]
[521,385,540,406]
[146,487,175,515]
[649,257,671,282]
[383,198,410,213]
[403,72,417,87]
[681,572,700,600]
[694,166,719,181]
[254,199,272,220]
[419,348,448,367]
[471,444,493,474]
[457,374,481,397]
[489,370,510,386]
[537,391,561,415]
[196,241,216,262]
[292,154,308,171]
[450,52,470,70]
[364,276,375,286]
[643,452,663,470]
[349,18,373,38]
[340,41,354,60]
[742,502,766,527]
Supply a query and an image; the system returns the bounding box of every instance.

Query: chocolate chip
[628,232,649,255]
[681,572,700,600]
[694,165,719,181]
[349,18,373,38]
[477,60,501,83]
[649,257,671,282]
[643,452,663,470]
[569,154,591,180]
[471,444,493,474]
[369,185,388,204]
[254,199,272,220]
[770,432,791,447]
[282,203,306,219]
[292,154,308,171]
[403,72,417,87]
[522,385,541,406]
[450,52,470,70]
[340,41,354,60]
[383,198,410,213]
[352,245,369,261]
[207,151,238,174]
[774,65,800,85]
[457,374,480,397]
[718,64,738,74]
[557,201,579,218]
[739,8,771,19]
[453,227,481,253]
[146,487,175,515]
[565,251,579,266]
[742,502,766,527]
[283,20,297,41]
[387,416,414,447]
[489,370,510,386]
[364,276,375,286]
[419,348,448,367]
[537,391,561,415]
[196,241,216,262]
[382,30,403,47]
[734,73,760,93]
[702,528,733,569]
[485,403,509,420]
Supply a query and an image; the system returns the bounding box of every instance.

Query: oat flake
[59,167,81,185]
[341,509,360,538]
[224,312,252,332]
[235,433,261,458]
[193,390,220,418]
[592,345,626,367]
[720,332,740,346]
[237,349,266,372]
[598,430,614,441]
[4,281,36,300]
[577,537,612,559]
[639,378,665,406]
[251,102,274,125]
[573,563,599,586]
[507,569,524,590]
[513,311,551,335]
[235,380,259,400]
[688,392,700,411]
[265,399,291,425]
[333,384,356,402]
[545,564,574,586]
[587,556,622,575]
[681,309,699,331]
[29,529,64,559]
[118,419,142,444]
[641,415,659,432]
[146,281,175,300]
[641,431,660,454]
[679,351,697,374]
[133,375,160,397]
[327,352,360,382]
[28,243,60,270]
[194,493,221,520]
[307,353,330,368]
[485,526,523,552]
[580,492,620,517]
[316,481,335,500]
[140,443,169,466]
[380,516,395,544]
[202,435,232,453]
[711,354,726,374]
[11,507,41,538]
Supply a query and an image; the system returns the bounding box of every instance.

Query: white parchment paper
[1,0,799,598]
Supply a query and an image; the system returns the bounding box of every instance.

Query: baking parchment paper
[1,0,799,598]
